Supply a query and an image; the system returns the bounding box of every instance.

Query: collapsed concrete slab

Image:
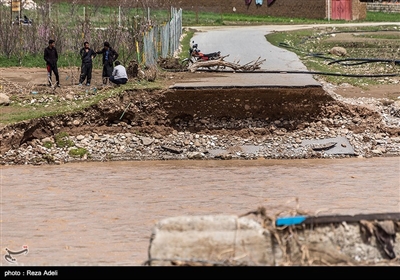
[146,215,278,266]
[208,145,262,158]
[301,136,355,155]
[146,213,400,266]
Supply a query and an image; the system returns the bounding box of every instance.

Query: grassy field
[266,25,400,87]
[18,3,400,28]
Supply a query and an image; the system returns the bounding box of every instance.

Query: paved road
[188,23,400,67]
[191,26,310,72]
[170,23,400,89]
[171,25,321,89]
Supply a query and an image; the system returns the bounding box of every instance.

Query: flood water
[1,157,399,266]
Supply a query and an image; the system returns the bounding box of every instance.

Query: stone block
[147,215,278,266]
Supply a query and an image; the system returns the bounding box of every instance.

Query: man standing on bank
[109,61,128,86]
[44,39,60,87]
[96,41,118,86]
[79,41,96,86]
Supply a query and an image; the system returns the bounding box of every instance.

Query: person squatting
[109,61,128,86]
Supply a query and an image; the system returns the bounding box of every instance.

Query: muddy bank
[1,84,400,165]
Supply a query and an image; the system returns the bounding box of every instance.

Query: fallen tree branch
[188,55,266,73]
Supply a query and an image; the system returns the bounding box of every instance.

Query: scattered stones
[0,80,400,165]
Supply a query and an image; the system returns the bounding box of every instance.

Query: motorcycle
[181,43,222,70]
[12,16,33,26]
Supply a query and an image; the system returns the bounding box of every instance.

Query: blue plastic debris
[276,216,306,226]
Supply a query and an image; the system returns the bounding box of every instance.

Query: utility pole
[119,6,121,27]
[196,3,198,24]
[11,0,21,24]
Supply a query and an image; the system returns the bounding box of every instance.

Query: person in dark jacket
[96,41,119,86]
[44,39,60,87]
[78,41,96,86]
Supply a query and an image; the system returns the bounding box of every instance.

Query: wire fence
[142,7,182,66]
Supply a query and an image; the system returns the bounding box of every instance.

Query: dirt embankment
[1,81,399,157]
[1,61,400,163]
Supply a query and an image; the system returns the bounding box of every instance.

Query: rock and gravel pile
[1,80,400,166]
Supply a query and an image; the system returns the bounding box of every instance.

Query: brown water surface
[1,157,399,266]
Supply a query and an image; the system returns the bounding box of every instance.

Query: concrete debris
[146,214,400,266]
[301,136,355,155]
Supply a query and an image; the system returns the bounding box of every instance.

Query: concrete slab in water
[169,72,321,89]
[147,215,276,266]
[301,136,355,155]
[208,145,262,157]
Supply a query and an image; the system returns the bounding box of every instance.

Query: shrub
[69,147,89,158]
[43,141,53,149]
[55,132,74,148]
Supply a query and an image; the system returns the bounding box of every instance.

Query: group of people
[43,40,128,88]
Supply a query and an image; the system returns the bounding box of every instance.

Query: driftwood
[188,55,266,73]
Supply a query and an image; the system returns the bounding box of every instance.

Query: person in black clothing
[78,41,96,86]
[44,39,60,87]
[96,41,118,86]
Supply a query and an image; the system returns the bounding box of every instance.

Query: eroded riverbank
[1,81,400,165]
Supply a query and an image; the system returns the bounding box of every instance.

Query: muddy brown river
[1,157,399,266]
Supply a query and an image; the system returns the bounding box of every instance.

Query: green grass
[8,4,400,28]
[357,33,400,39]
[365,11,400,22]
[19,3,399,27]
[181,10,340,26]
[4,96,86,124]
[0,78,165,125]
[3,52,86,68]
[1,102,68,124]
[55,132,74,148]
[69,147,89,158]
[43,141,53,149]
[180,10,400,26]
[2,87,116,124]
[265,25,400,87]
[20,3,172,28]
[179,30,195,61]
